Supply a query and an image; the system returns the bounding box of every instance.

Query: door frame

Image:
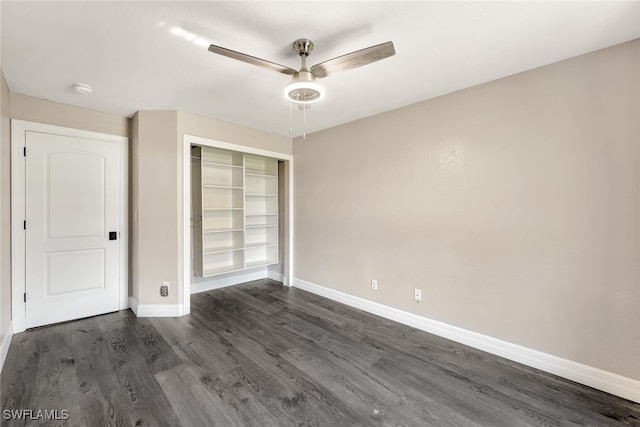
[182,134,294,316]
[11,120,129,333]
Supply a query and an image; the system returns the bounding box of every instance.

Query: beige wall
[293,40,640,380]
[131,110,292,307]
[10,93,128,137]
[0,70,11,345]
[177,111,292,156]
[131,111,180,305]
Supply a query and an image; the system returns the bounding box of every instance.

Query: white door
[25,131,122,328]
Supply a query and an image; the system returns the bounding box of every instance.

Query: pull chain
[289,102,293,136]
[303,105,306,140]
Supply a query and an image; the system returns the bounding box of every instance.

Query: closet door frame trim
[182,135,293,315]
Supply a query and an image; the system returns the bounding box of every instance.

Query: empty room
[0,1,639,426]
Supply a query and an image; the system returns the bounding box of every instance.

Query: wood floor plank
[190,292,369,426]
[97,312,183,427]
[2,279,640,426]
[272,290,567,425]
[155,363,248,427]
[152,298,351,426]
[0,331,41,414]
[65,317,133,427]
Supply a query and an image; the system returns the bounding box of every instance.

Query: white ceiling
[2,1,639,137]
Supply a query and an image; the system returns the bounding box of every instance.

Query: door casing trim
[11,120,129,333]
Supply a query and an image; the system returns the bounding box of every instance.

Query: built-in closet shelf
[204,247,244,255]
[245,172,277,177]
[245,242,277,249]
[202,161,243,169]
[245,261,273,269]
[204,185,243,190]
[203,228,244,233]
[245,214,278,228]
[192,145,279,277]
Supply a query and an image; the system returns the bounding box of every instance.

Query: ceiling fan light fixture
[284,71,325,104]
[284,81,325,104]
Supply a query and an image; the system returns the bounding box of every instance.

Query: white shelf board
[203,185,243,190]
[203,228,244,234]
[203,247,244,255]
[245,170,277,177]
[202,161,243,169]
[245,242,278,249]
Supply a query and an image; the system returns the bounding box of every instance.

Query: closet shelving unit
[192,146,279,277]
[244,154,279,269]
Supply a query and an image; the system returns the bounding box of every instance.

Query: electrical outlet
[371,279,378,290]
[414,288,422,302]
[160,281,169,297]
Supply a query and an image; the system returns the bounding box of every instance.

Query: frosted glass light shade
[283,81,325,104]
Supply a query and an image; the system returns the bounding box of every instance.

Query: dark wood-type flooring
[2,279,639,426]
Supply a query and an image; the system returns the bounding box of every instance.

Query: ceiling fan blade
[310,41,395,79]
[208,44,297,75]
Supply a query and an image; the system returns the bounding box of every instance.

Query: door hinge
[24,293,26,303]
[23,220,26,230]
[23,147,26,157]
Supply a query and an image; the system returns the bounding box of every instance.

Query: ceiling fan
[208,38,395,104]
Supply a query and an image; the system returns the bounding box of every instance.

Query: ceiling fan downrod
[293,38,314,74]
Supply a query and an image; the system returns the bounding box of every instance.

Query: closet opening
[183,135,293,313]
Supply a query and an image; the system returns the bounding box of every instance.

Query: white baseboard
[130,269,280,317]
[190,268,269,295]
[292,278,640,404]
[0,322,14,375]
[129,296,138,315]
[267,270,284,283]
[129,297,182,317]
